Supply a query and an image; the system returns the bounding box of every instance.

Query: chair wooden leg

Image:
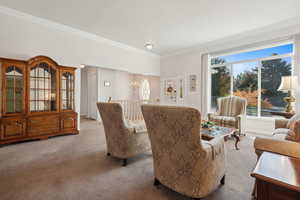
[221,175,225,185]
[122,159,127,166]
[154,178,161,186]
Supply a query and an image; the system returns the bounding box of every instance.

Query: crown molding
[0,5,160,59]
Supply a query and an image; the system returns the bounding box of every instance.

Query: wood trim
[27,57,60,115]
[27,56,59,66]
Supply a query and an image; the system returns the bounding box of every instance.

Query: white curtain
[200,54,210,119]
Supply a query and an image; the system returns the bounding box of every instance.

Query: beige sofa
[97,102,151,166]
[254,117,300,159]
[141,104,225,199]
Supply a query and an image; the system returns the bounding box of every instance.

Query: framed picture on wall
[189,74,197,93]
[164,79,177,103]
[178,77,185,102]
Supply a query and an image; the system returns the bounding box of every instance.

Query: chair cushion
[287,114,300,128]
[209,115,237,128]
[273,128,289,136]
[286,120,300,142]
[125,120,147,134]
[273,133,288,140]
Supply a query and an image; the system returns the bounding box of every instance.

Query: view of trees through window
[211,43,293,117]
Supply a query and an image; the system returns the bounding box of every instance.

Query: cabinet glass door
[30,62,57,112]
[61,71,74,110]
[4,66,24,114]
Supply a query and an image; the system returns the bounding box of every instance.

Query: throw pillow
[286,120,300,142]
[287,114,300,128]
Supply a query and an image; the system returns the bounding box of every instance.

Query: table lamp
[278,76,299,113]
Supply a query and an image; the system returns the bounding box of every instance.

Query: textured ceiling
[0,0,300,55]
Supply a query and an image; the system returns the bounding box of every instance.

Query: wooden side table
[251,152,300,200]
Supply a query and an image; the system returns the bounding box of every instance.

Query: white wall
[0,7,160,128]
[81,67,160,120]
[80,68,88,116]
[97,68,118,103]
[0,7,160,75]
[129,74,161,101]
[160,52,202,109]
[114,71,131,100]
[148,76,161,101]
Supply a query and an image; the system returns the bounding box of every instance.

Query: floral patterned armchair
[97,102,151,166]
[141,104,226,199]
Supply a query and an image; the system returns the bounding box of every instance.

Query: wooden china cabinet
[0,56,78,145]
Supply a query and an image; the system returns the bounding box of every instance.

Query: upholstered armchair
[208,96,247,135]
[96,102,151,166]
[254,115,300,159]
[141,105,225,199]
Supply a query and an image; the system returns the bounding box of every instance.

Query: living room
[1,1,300,200]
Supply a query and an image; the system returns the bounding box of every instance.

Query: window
[210,43,293,117]
[233,62,258,116]
[211,65,230,109]
[140,79,150,100]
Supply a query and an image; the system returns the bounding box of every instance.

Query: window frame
[209,44,294,117]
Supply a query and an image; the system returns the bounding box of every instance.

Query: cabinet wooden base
[0,131,79,146]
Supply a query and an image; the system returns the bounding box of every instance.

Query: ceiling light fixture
[79,64,85,68]
[145,43,154,50]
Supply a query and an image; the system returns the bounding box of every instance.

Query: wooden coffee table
[251,152,300,200]
[201,126,240,150]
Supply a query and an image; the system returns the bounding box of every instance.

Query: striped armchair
[208,96,247,135]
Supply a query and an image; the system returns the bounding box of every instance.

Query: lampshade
[278,76,299,91]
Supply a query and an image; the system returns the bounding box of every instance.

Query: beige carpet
[0,119,256,200]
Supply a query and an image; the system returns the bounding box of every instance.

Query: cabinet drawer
[28,115,59,136]
[61,113,77,131]
[0,117,26,140]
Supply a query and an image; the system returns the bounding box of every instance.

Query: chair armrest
[275,119,289,129]
[254,136,300,159]
[236,114,245,119]
[236,114,246,130]
[207,113,217,120]
[202,137,225,160]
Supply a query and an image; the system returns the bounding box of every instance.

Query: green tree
[234,68,258,92]
[261,54,291,107]
[211,58,230,108]
[233,53,291,108]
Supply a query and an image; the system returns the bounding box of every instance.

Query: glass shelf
[5,66,23,113]
[61,71,74,110]
[30,62,57,112]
